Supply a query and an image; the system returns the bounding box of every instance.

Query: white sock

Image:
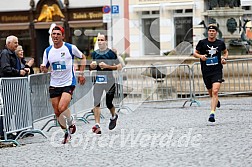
[66,115,73,126]
[111,115,117,120]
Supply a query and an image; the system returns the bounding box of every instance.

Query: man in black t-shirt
[194,24,228,122]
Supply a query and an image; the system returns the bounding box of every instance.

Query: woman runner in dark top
[90,33,122,134]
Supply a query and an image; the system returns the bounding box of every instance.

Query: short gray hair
[6,35,18,45]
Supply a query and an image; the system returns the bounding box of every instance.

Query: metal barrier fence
[29,73,53,122]
[0,77,46,146]
[119,58,252,111]
[28,72,95,130]
[70,71,95,123]
[73,70,126,121]
[191,58,252,101]
[28,71,119,131]
[119,64,194,111]
[28,73,57,131]
[1,58,252,145]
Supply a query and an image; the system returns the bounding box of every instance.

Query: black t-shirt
[195,38,226,76]
[91,48,120,81]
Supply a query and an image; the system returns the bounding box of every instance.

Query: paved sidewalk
[0,96,252,167]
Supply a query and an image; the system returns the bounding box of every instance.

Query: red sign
[102,5,111,13]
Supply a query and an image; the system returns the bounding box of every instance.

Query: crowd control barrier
[73,70,126,122]
[191,58,252,101]
[118,58,252,111]
[70,71,96,123]
[28,72,94,130]
[1,58,252,146]
[118,64,196,112]
[28,73,58,131]
[0,77,46,146]
[27,71,107,129]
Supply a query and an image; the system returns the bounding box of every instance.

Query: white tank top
[42,43,83,87]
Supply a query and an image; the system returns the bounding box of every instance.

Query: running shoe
[68,123,76,134]
[208,113,215,122]
[92,125,101,134]
[62,131,71,144]
[109,114,118,130]
[217,100,220,108]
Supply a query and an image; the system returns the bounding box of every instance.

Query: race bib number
[52,61,66,71]
[206,57,218,66]
[96,75,107,84]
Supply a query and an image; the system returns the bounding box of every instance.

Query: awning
[68,20,103,28]
[0,23,30,30]
[34,22,64,29]
[162,2,194,10]
[132,4,161,12]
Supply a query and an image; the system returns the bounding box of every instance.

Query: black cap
[207,24,218,31]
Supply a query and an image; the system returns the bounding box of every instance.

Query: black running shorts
[203,73,223,90]
[49,85,75,98]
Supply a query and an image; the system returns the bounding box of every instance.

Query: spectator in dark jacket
[0,35,28,77]
[0,36,31,140]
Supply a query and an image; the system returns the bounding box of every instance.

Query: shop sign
[71,12,103,20]
[0,13,29,23]
[69,7,103,21]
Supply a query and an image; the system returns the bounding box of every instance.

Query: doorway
[36,29,50,65]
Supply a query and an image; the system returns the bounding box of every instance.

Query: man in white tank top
[40,25,86,144]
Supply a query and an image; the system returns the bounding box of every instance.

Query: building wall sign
[72,12,103,20]
[69,8,103,21]
[0,12,29,23]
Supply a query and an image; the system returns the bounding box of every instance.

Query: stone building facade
[0,0,252,64]
[0,0,129,66]
[129,0,252,57]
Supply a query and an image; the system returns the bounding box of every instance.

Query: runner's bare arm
[77,54,86,85]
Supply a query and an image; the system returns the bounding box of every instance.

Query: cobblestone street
[0,96,252,167]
